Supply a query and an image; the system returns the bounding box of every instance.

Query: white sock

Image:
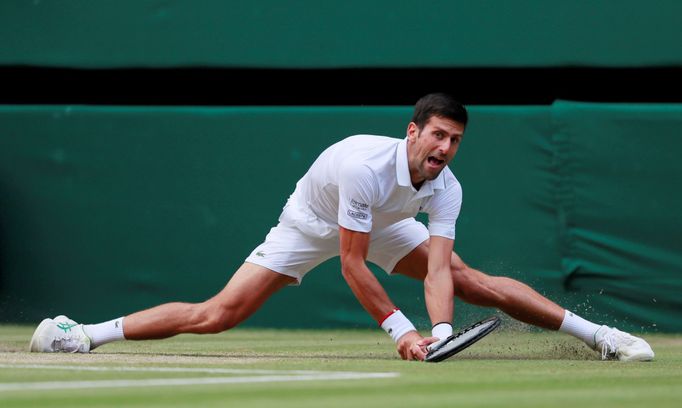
[558,310,603,348]
[83,317,126,349]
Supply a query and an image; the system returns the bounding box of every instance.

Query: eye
[434,131,444,140]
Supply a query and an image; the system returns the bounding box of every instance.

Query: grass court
[1,325,680,407]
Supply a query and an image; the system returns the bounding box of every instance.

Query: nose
[438,138,451,155]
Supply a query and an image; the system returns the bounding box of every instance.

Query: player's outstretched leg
[394,243,654,361]
[447,265,655,362]
[29,263,296,353]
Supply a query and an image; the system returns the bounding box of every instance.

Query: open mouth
[427,156,445,166]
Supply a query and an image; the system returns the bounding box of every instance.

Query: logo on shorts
[347,209,368,220]
[256,251,266,257]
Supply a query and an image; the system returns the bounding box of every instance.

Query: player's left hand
[397,331,440,361]
[411,335,440,361]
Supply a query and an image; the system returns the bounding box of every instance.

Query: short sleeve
[337,162,378,233]
[423,177,462,239]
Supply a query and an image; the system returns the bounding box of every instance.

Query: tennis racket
[425,316,501,362]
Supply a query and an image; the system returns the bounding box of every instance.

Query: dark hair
[411,93,468,129]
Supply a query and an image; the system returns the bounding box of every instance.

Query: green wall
[1,103,681,332]
[1,1,680,68]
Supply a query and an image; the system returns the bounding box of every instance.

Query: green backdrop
[1,1,680,68]
[1,102,680,332]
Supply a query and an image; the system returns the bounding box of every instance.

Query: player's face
[406,115,464,187]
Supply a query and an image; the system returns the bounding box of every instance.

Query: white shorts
[245,217,429,284]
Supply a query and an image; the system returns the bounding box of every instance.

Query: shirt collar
[396,137,446,195]
[396,138,413,187]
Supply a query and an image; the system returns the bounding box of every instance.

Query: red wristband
[378,308,400,326]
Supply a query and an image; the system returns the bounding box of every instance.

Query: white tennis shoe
[29,315,91,353]
[594,325,654,361]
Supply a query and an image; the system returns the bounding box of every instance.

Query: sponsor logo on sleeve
[350,199,369,211]
[347,198,369,220]
[347,209,368,220]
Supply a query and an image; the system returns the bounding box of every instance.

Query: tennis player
[30,93,654,362]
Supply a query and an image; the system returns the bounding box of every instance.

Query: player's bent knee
[192,303,239,334]
[451,264,474,291]
[452,267,501,306]
[207,309,240,333]
[451,268,477,299]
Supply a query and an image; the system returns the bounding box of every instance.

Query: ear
[407,122,419,142]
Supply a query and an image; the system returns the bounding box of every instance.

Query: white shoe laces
[600,329,635,360]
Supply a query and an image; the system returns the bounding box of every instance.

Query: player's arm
[424,235,455,339]
[338,226,393,322]
[339,226,434,360]
[422,174,461,342]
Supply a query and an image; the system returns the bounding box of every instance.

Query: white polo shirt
[280,134,462,239]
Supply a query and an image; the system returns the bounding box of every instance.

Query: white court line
[0,364,399,392]
[0,363,346,375]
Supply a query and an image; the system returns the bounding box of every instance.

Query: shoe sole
[28,318,53,352]
[619,351,655,362]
